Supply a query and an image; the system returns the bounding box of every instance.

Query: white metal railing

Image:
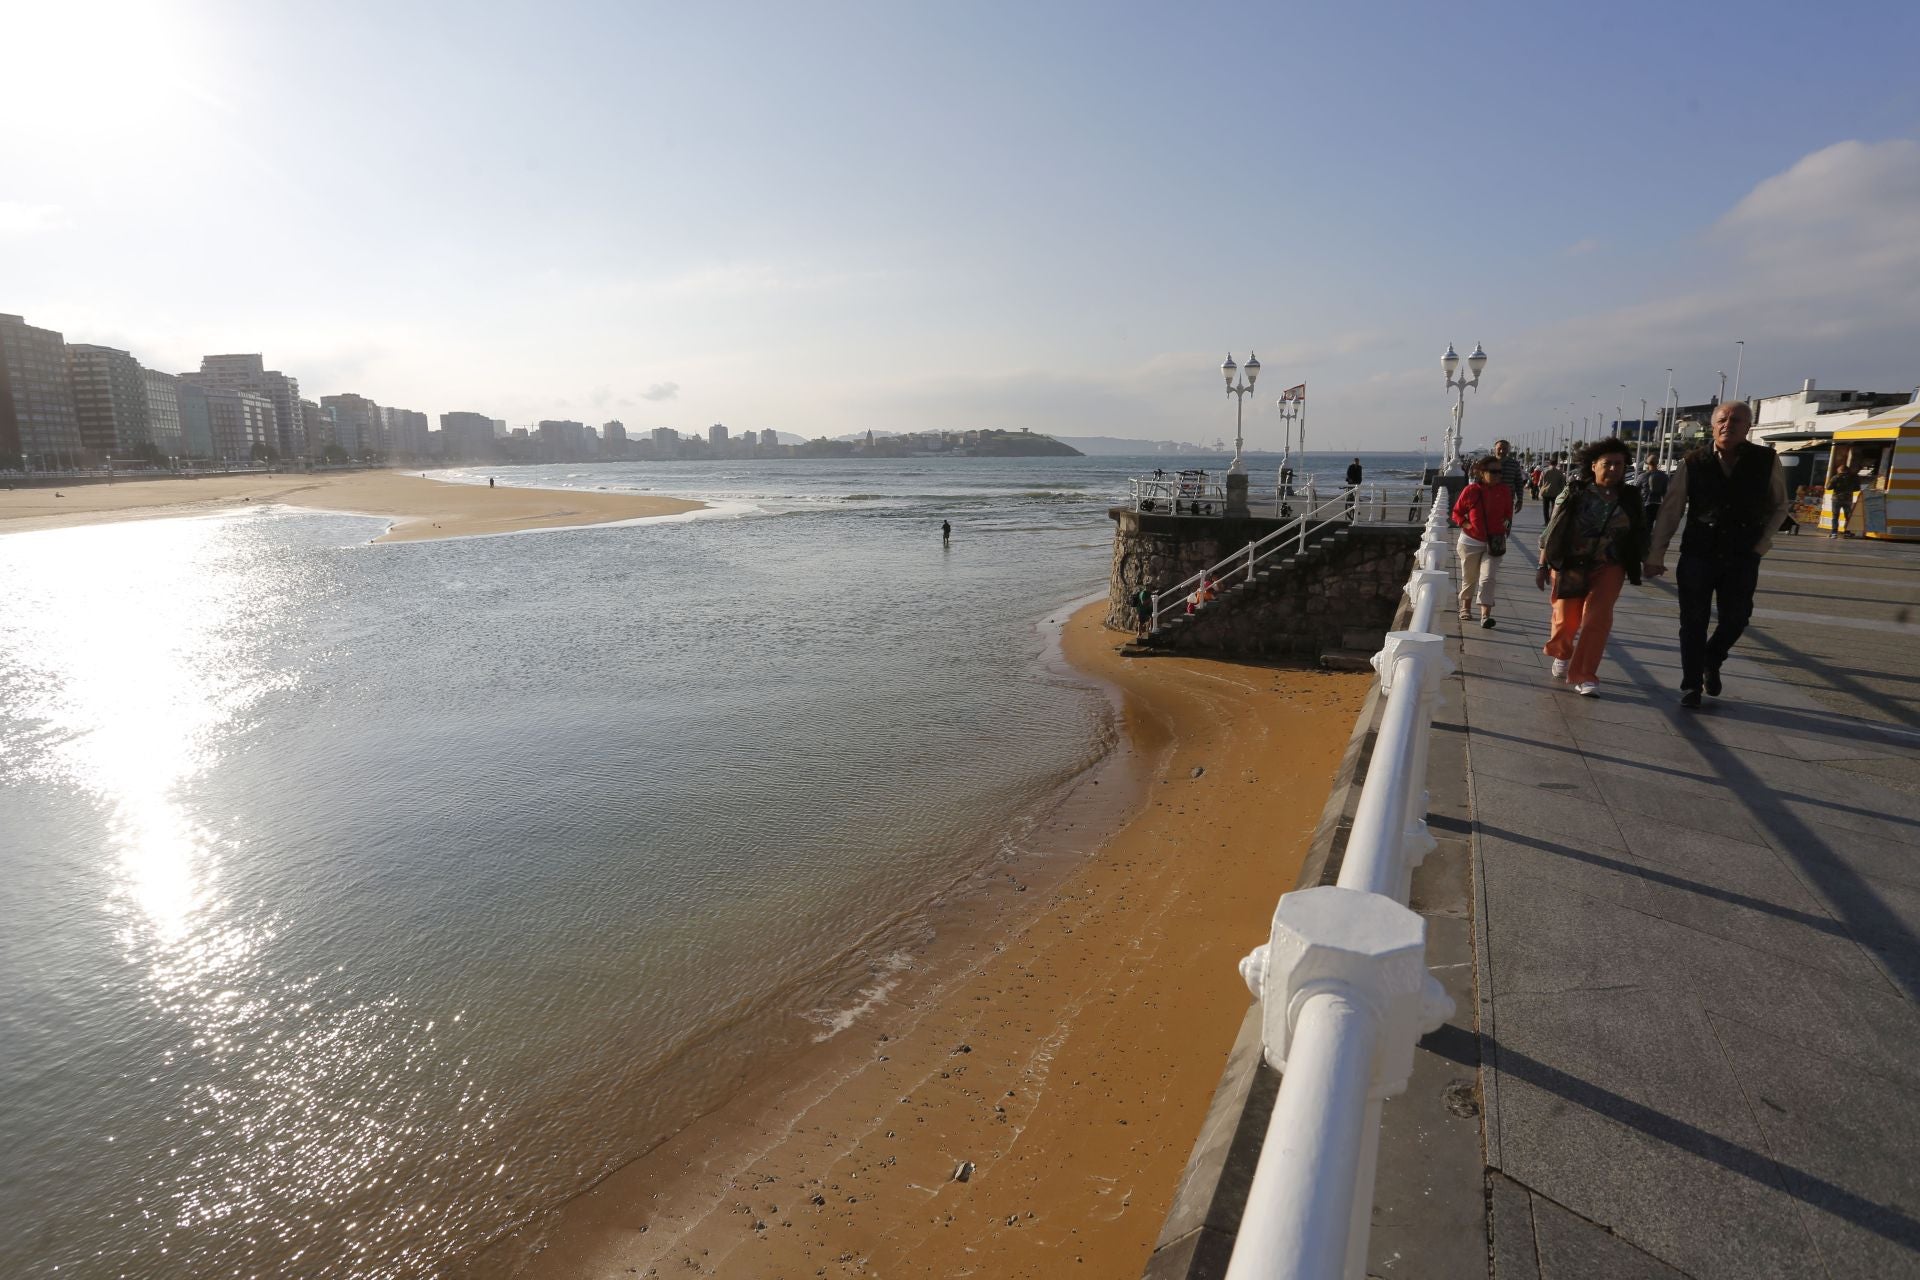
[1146,486,1427,632]
[1129,474,1418,523]
[1226,490,1459,1280]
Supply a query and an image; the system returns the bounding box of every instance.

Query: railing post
[1231,887,1452,1280]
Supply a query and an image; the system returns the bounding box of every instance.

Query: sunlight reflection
[0,517,270,943]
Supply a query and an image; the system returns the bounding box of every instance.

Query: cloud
[0,201,68,234]
[641,381,680,401]
[1486,137,1920,417]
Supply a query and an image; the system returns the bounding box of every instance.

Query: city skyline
[4,1,1918,449]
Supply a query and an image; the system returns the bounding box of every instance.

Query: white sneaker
[1551,658,1569,679]
[1574,682,1599,697]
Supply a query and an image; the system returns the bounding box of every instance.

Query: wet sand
[0,471,703,541]
[496,601,1371,1279]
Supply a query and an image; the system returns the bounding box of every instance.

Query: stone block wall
[1105,506,1420,661]
[1104,508,1302,630]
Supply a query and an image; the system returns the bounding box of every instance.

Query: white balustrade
[1226,490,1458,1279]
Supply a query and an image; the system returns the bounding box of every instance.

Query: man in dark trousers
[1344,457,1363,519]
[1644,401,1789,708]
[941,519,951,546]
[1827,466,1858,538]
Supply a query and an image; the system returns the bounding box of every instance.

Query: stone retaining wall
[1105,507,1420,661]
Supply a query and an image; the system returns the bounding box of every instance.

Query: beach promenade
[1442,506,1920,1277]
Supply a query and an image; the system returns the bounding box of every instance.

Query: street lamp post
[1276,386,1305,501]
[1221,352,1261,514]
[1221,352,1261,475]
[1732,340,1745,402]
[1441,341,1488,472]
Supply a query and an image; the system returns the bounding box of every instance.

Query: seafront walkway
[1453,505,1920,1277]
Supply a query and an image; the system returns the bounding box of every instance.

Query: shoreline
[482,600,1371,1278]
[0,470,705,542]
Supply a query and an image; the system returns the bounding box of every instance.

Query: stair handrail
[1150,486,1359,631]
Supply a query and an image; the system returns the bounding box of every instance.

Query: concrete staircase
[1131,524,1357,654]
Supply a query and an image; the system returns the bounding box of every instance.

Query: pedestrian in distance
[1494,439,1525,514]
[941,518,951,547]
[1538,457,1568,517]
[1536,438,1648,697]
[1644,401,1789,708]
[1453,455,1514,629]
[1132,584,1154,639]
[1639,460,1667,531]
[1345,457,1363,521]
[1528,464,1542,500]
[1826,467,1858,539]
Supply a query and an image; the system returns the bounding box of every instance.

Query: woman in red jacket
[1451,455,1515,628]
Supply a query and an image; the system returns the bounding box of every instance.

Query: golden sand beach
[0,470,704,541]
[494,601,1370,1279]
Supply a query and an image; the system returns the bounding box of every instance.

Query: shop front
[1826,402,1920,540]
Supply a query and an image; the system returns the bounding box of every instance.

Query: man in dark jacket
[1645,402,1789,708]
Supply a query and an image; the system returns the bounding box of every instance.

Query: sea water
[0,453,1424,1277]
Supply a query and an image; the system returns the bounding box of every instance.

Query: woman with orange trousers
[1535,437,1648,697]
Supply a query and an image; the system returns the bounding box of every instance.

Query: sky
[3,0,1918,451]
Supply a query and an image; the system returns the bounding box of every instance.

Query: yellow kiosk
[1824,402,1920,541]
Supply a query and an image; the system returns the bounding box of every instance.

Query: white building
[197,354,304,459]
[1752,380,1916,445]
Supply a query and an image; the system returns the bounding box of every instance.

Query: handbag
[1552,564,1591,599]
[1487,533,1508,557]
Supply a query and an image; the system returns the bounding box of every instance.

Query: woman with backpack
[1451,455,1514,629]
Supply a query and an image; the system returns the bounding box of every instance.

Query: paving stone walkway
[1456,507,1920,1278]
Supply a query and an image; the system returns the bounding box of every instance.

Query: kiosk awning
[1834,402,1920,441]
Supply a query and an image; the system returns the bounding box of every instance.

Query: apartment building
[0,312,84,467]
[66,344,152,457]
[197,354,304,459]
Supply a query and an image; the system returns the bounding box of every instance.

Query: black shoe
[1480,616,1496,629]
[1680,689,1702,709]
[1704,667,1722,697]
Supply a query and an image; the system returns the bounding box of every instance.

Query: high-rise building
[0,313,84,468]
[141,370,184,455]
[536,419,589,460]
[197,354,304,459]
[321,394,381,457]
[299,399,331,454]
[440,411,497,460]
[176,380,273,461]
[652,426,678,446]
[490,418,507,438]
[65,344,152,458]
[603,420,628,447]
[378,406,429,457]
[708,422,728,447]
[759,429,778,448]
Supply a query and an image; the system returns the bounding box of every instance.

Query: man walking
[1494,439,1525,514]
[1539,456,1567,515]
[1639,460,1669,530]
[1345,457,1363,520]
[1644,401,1789,708]
[1826,466,1858,538]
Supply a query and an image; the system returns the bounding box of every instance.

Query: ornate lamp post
[1221,352,1261,475]
[1441,341,1488,471]
[1275,384,1306,514]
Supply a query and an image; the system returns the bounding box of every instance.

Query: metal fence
[1223,490,1458,1280]
[1145,484,1428,630]
[1128,473,1417,523]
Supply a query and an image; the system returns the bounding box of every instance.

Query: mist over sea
[0,452,1424,1277]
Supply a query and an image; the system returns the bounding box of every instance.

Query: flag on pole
[1279,383,1307,402]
